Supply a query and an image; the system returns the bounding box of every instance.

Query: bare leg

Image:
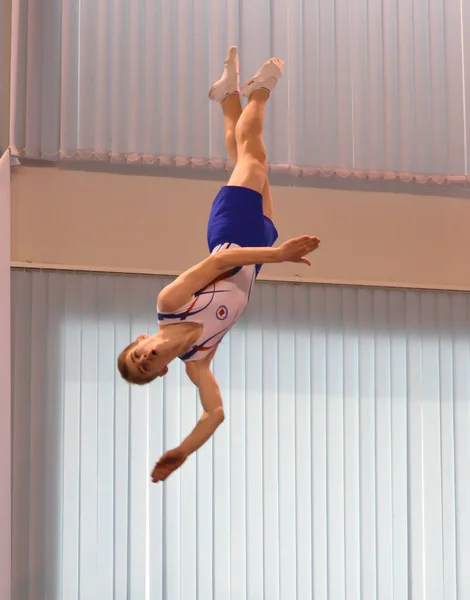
[221,93,242,165]
[228,58,284,196]
[221,84,274,219]
[212,51,281,217]
[227,89,270,194]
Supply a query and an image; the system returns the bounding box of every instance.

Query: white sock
[241,57,285,98]
[208,46,240,103]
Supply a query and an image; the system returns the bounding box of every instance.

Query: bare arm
[214,237,318,270]
[158,235,320,312]
[179,362,225,456]
[151,350,225,482]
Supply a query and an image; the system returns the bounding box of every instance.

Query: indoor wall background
[10,165,470,291]
[10,268,470,600]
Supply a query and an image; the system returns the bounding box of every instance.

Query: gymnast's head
[117,334,169,385]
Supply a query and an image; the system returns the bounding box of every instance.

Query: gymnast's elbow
[211,250,232,272]
[208,406,225,425]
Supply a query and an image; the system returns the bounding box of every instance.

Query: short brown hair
[117,341,159,386]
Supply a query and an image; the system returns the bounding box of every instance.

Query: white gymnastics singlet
[156,243,257,362]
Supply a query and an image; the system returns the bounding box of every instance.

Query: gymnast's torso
[157,243,257,362]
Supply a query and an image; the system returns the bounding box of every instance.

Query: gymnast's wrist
[271,247,285,262]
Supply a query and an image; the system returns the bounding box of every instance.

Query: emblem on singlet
[216,305,228,320]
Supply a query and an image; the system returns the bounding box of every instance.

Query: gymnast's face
[127,334,169,381]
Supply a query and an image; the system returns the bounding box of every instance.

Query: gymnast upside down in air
[117,48,320,482]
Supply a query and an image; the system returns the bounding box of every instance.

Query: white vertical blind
[11,269,470,600]
[8,0,470,182]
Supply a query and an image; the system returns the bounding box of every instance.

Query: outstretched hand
[277,235,320,265]
[151,447,188,483]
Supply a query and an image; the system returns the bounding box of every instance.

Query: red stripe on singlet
[198,268,237,293]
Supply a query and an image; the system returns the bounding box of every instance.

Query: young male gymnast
[117,48,320,482]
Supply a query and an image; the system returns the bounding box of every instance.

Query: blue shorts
[207,185,279,275]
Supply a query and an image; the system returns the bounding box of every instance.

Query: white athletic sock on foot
[241,57,285,98]
[208,46,240,103]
